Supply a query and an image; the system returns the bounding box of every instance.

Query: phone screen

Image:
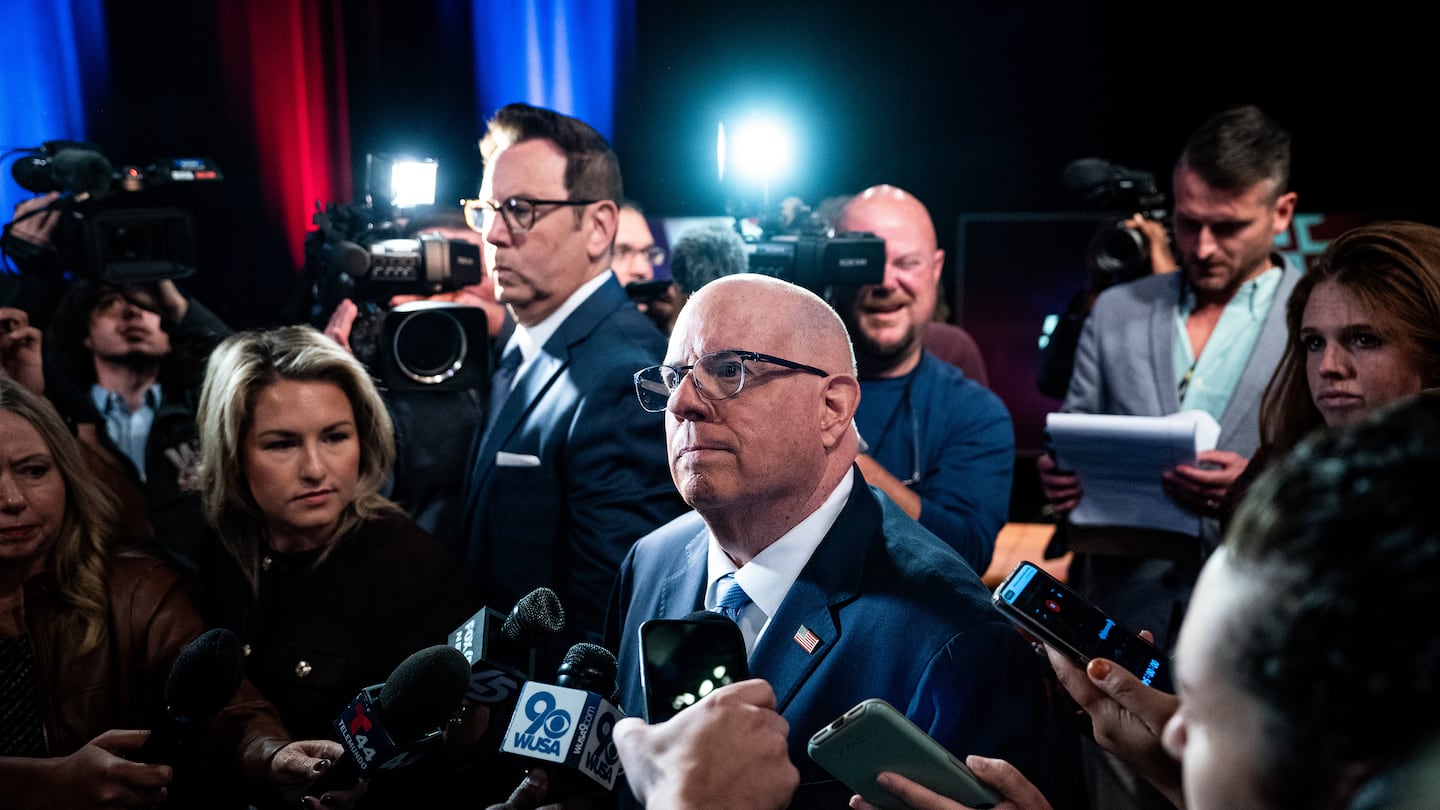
[995,562,1171,691]
[639,615,749,723]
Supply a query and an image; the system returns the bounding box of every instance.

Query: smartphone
[807,698,1001,810]
[638,613,749,723]
[992,560,1172,692]
[624,278,673,303]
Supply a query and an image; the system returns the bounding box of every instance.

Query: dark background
[56,0,1440,471]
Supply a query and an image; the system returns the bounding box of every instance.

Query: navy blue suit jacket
[606,475,1075,808]
[459,276,686,658]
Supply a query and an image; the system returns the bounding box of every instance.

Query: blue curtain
[0,0,108,223]
[472,0,628,141]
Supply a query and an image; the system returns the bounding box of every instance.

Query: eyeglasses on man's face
[462,196,600,234]
[633,350,830,412]
[615,244,667,267]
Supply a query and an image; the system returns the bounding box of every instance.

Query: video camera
[305,154,488,392]
[739,197,885,300]
[1062,157,1171,289]
[3,140,222,283]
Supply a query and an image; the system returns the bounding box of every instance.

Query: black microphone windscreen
[51,148,114,195]
[376,644,471,742]
[502,586,566,642]
[1061,157,1115,192]
[556,642,618,698]
[166,628,246,723]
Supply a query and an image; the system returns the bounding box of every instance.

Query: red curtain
[216,0,350,271]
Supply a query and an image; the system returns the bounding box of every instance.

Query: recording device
[669,222,749,295]
[137,627,246,764]
[808,698,1001,810]
[993,561,1172,691]
[3,140,223,282]
[308,644,472,797]
[449,587,567,705]
[1062,157,1171,288]
[639,611,749,723]
[624,278,674,304]
[747,231,885,299]
[498,642,626,793]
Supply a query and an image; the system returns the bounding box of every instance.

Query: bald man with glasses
[606,273,1077,809]
[455,103,684,666]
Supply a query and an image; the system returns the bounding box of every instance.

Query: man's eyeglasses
[615,244,668,267]
[633,350,830,412]
[462,196,600,234]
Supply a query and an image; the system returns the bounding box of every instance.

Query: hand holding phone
[992,561,1172,693]
[808,699,1001,810]
[638,612,749,723]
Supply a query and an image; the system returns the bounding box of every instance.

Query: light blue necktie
[713,572,752,624]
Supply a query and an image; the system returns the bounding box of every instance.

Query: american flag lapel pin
[793,625,821,654]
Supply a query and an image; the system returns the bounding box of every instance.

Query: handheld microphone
[137,627,246,764]
[309,644,471,796]
[498,642,626,793]
[449,587,566,705]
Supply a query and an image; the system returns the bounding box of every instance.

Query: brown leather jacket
[1,550,292,805]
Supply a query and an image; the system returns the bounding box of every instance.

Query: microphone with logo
[498,642,626,799]
[306,644,471,798]
[449,586,566,706]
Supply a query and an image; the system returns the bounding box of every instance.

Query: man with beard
[1036,105,1299,810]
[832,186,1014,573]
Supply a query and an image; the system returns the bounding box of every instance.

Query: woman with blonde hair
[195,325,473,745]
[0,376,339,809]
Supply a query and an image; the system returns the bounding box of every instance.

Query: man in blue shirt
[832,185,1014,573]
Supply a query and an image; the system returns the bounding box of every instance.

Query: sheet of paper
[1046,410,1221,537]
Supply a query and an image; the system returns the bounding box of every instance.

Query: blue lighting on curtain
[0,0,108,221]
[473,0,624,141]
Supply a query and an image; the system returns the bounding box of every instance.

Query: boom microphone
[449,587,567,705]
[308,644,471,797]
[499,643,626,794]
[137,627,246,764]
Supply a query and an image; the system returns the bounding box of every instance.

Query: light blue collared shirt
[704,469,855,656]
[1173,265,1283,421]
[91,384,163,481]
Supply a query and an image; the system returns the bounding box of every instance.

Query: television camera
[305,154,488,392]
[3,139,222,283]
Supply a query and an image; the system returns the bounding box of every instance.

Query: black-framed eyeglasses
[461,196,600,234]
[633,350,830,412]
[615,244,668,267]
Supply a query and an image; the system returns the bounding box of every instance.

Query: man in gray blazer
[1037,102,1300,810]
[1038,104,1300,648]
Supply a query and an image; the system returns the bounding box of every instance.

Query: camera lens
[390,308,467,384]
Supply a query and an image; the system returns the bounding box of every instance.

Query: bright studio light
[728,115,793,187]
[389,157,438,208]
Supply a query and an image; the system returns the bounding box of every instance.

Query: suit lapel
[1219,261,1299,443]
[464,277,632,519]
[749,479,875,713]
[1149,273,1181,414]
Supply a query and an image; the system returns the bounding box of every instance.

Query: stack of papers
[1046,410,1221,537]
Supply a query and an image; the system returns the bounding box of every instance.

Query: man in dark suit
[607,273,1074,808]
[457,103,685,657]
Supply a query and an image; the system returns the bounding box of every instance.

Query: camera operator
[1037,168,1180,401]
[3,191,232,584]
[318,206,501,542]
[832,185,1015,574]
